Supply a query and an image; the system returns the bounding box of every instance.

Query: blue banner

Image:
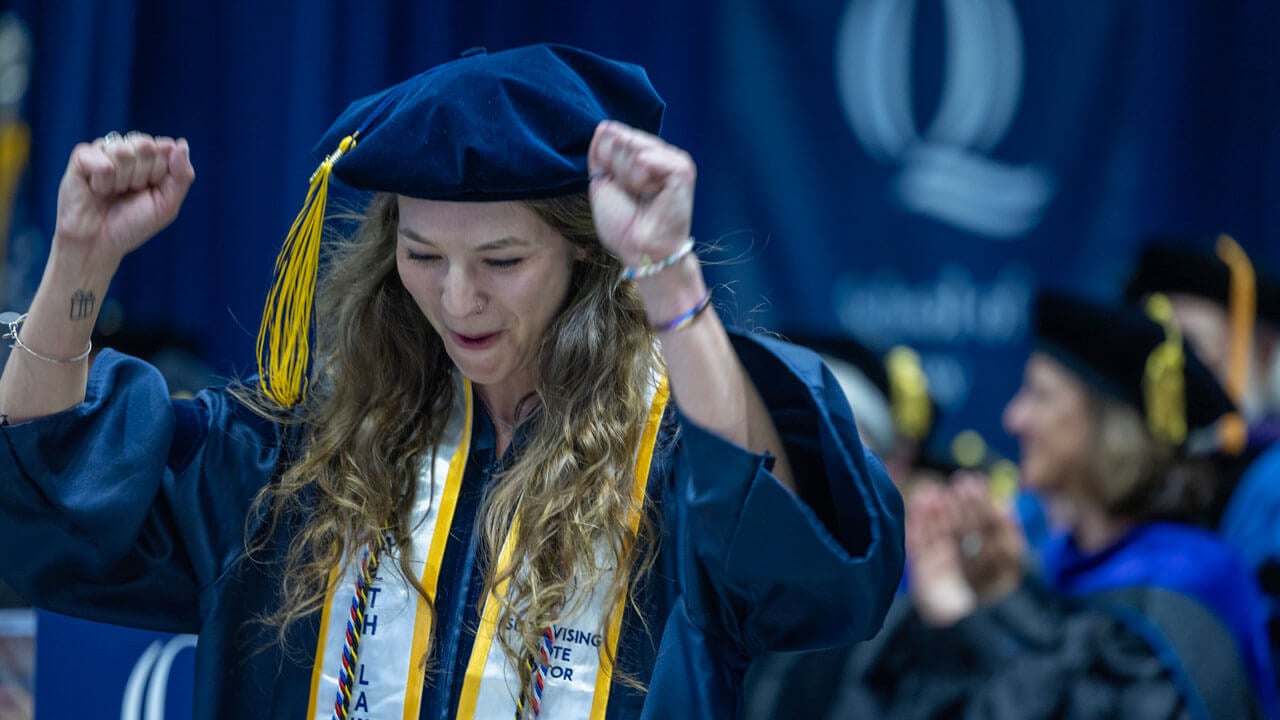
[35,612,194,720]
[695,0,1280,453]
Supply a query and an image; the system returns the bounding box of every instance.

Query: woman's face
[395,197,578,402]
[1002,352,1093,496]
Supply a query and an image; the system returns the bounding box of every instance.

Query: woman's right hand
[950,473,1026,605]
[54,132,195,262]
[907,482,979,627]
[0,132,193,424]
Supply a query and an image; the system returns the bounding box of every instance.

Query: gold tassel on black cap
[886,346,932,441]
[256,133,358,408]
[1215,234,1253,454]
[1143,294,1187,446]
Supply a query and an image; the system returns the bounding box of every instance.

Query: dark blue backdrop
[5,1,1280,716]
[698,0,1280,455]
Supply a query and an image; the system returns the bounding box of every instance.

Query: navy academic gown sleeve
[0,350,283,633]
[642,331,905,719]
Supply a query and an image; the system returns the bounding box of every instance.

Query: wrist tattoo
[70,290,96,321]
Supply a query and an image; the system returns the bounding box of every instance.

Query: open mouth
[452,331,500,349]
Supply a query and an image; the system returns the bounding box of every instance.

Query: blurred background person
[746,332,1053,720]
[779,333,937,492]
[828,292,1277,719]
[1125,234,1280,667]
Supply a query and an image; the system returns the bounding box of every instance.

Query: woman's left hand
[587,120,695,267]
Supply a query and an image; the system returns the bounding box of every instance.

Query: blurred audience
[780,332,938,493]
[824,292,1276,719]
[1126,234,1280,670]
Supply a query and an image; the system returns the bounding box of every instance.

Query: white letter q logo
[836,0,1054,239]
[121,634,197,720]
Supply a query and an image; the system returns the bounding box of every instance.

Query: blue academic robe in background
[1221,442,1280,643]
[0,331,904,719]
[816,522,1278,720]
[1043,523,1279,719]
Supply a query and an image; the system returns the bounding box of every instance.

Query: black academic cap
[1124,233,1280,326]
[1034,292,1235,445]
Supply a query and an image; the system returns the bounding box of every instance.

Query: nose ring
[474,298,486,315]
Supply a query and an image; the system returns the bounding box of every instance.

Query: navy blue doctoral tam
[313,43,666,201]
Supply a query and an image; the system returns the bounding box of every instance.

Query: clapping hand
[950,472,1026,604]
[907,482,978,627]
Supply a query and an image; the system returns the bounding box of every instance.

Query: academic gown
[1221,438,1280,678]
[1221,439,1280,578]
[0,331,904,719]
[825,522,1278,720]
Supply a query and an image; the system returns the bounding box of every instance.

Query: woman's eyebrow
[396,228,532,252]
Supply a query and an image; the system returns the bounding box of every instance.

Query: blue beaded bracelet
[650,291,713,332]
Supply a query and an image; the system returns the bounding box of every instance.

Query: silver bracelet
[1,311,93,364]
[618,238,697,282]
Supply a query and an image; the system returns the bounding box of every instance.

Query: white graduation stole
[308,376,473,720]
[307,373,669,720]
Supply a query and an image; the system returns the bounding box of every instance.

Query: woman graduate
[0,44,903,719]
[830,292,1278,720]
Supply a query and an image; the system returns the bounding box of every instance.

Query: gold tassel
[1218,412,1247,456]
[886,346,932,441]
[1215,234,1255,407]
[0,121,31,254]
[1215,234,1255,455]
[1143,294,1187,446]
[256,134,358,407]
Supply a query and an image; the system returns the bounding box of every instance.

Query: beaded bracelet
[618,238,696,282]
[649,291,713,332]
[1,312,93,364]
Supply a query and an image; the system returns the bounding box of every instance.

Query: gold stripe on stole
[305,378,474,720]
[403,378,474,718]
[455,512,521,720]
[307,565,344,713]
[590,375,669,718]
[456,375,670,718]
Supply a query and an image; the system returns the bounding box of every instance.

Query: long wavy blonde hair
[243,191,662,692]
